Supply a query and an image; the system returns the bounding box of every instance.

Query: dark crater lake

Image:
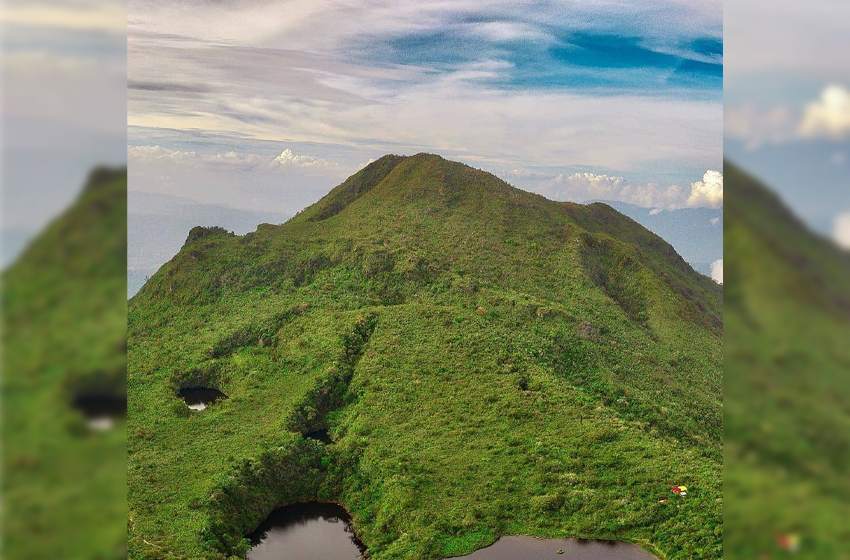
[178,387,227,411]
[246,502,366,560]
[72,393,126,430]
[246,503,659,560]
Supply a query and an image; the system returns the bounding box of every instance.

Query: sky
[127,0,724,223]
[1,0,127,266]
[724,0,850,244]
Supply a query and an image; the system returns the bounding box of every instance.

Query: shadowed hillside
[129,154,722,560]
[724,161,850,558]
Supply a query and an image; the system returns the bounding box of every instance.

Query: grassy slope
[128,154,722,560]
[723,162,850,558]
[2,168,127,559]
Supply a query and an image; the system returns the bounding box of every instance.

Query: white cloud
[687,170,723,209]
[710,259,723,284]
[128,145,198,162]
[834,212,850,250]
[271,148,337,169]
[466,21,553,43]
[799,85,850,140]
[357,158,378,170]
[710,217,720,225]
[528,169,722,210]
[128,145,272,171]
[207,151,263,170]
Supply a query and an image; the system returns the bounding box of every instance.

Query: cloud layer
[726,85,850,148]
[512,169,723,209]
[128,0,722,191]
[129,145,339,172]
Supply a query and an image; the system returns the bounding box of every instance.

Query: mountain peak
[129,155,723,560]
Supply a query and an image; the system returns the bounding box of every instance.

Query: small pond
[179,387,227,411]
[455,535,660,560]
[246,502,365,560]
[303,429,332,444]
[246,503,659,560]
[72,393,127,430]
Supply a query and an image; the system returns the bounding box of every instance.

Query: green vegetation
[2,168,127,559]
[128,154,722,560]
[724,162,850,558]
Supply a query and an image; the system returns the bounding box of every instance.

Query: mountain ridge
[140,153,720,333]
[129,153,722,560]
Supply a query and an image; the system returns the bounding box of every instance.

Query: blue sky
[127,0,723,217]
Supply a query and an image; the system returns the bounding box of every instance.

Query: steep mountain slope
[594,201,722,277]
[128,154,722,560]
[724,162,850,558]
[128,191,290,297]
[2,168,127,559]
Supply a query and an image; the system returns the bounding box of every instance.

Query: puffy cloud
[128,145,197,162]
[710,259,723,284]
[710,217,720,225]
[649,208,663,216]
[799,85,850,139]
[834,212,850,250]
[271,148,337,169]
[207,151,263,170]
[687,170,723,209]
[561,172,625,191]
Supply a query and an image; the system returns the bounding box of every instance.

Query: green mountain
[723,162,850,558]
[128,154,722,560]
[2,168,127,559]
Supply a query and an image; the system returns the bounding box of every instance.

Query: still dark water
[72,393,127,430]
[303,429,332,444]
[456,535,660,560]
[247,503,659,560]
[179,387,227,411]
[246,503,366,560]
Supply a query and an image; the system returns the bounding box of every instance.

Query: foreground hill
[2,168,127,559]
[128,154,722,560]
[128,191,291,297]
[724,162,850,558]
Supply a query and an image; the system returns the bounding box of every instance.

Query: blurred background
[724,0,850,558]
[1,0,127,559]
[2,0,850,558]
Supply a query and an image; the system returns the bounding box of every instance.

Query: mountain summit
[129,154,722,560]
